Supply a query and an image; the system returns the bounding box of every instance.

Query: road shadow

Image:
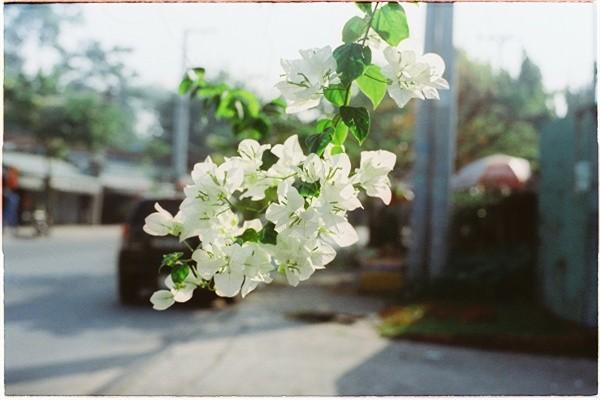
[335,342,598,395]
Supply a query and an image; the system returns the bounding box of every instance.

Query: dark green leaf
[342,16,368,43]
[356,64,388,108]
[372,3,409,46]
[294,181,321,198]
[262,97,286,116]
[305,129,333,155]
[264,186,278,203]
[340,106,370,145]
[261,149,278,170]
[362,46,372,65]
[356,2,372,14]
[259,222,278,245]
[323,84,349,107]
[333,43,369,84]
[171,264,190,285]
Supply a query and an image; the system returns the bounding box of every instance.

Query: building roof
[3,151,101,195]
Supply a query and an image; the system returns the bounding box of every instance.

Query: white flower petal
[214,270,245,297]
[150,290,175,311]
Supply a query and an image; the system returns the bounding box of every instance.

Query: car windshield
[129,199,182,225]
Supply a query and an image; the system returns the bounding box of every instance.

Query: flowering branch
[142,1,449,310]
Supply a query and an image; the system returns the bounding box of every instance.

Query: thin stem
[182,240,195,252]
[360,2,380,47]
[336,2,380,127]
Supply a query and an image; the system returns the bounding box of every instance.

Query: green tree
[4,4,142,154]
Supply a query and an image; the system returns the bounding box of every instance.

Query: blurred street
[4,226,597,396]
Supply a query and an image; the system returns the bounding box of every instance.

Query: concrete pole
[173,30,191,182]
[408,3,457,281]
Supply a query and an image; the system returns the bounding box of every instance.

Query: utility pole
[408,3,457,281]
[172,28,213,183]
[173,30,191,183]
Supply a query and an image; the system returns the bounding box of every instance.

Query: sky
[22,2,595,100]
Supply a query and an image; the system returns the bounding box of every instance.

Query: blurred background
[3,2,598,396]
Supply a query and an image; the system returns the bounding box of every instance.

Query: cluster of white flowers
[275,46,339,114]
[276,40,448,113]
[144,136,396,310]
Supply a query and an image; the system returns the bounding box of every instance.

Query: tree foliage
[4,4,142,157]
[455,50,554,169]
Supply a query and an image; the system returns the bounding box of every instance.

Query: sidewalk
[99,271,597,396]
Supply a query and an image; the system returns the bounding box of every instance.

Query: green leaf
[356,64,388,108]
[305,129,333,156]
[332,120,349,145]
[333,43,370,84]
[161,252,184,267]
[189,67,206,85]
[260,149,278,170]
[323,84,349,107]
[372,3,409,46]
[233,89,261,118]
[197,83,228,98]
[342,16,368,43]
[178,77,193,95]
[356,2,372,14]
[237,228,260,243]
[315,118,333,133]
[179,67,206,95]
[331,145,345,155]
[263,186,278,203]
[259,222,278,245]
[340,106,370,145]
[294,181,321,198]
[262,97,286,116]
[171,264,190,285]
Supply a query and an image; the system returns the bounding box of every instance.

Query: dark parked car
[117,196,223,306]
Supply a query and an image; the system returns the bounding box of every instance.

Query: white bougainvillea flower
[190,156,244,201]
[318,211,359,248]
[271,135,306,169]
[275,46,337,113]
[381,44,449,108]
[149,275,197,310]
[353,150,397,205]
[239,169,275,201]
[192,244,225,280]
[149,290,174,311]
[301,153,326,183]
[308,239,336,267]
[240,242,275,297]
[322,152,352,184]
[272,233,317,286]
[237,139,271,168]
[213,244,253,297]
[316,181,362,213]
[265,182,306,232]
[143,203,181,236]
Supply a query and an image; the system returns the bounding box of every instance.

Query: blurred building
[2,149,175,225]
[3,151,102,224]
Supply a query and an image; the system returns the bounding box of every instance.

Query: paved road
[4,226,598,395]
[4,225,233,395]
